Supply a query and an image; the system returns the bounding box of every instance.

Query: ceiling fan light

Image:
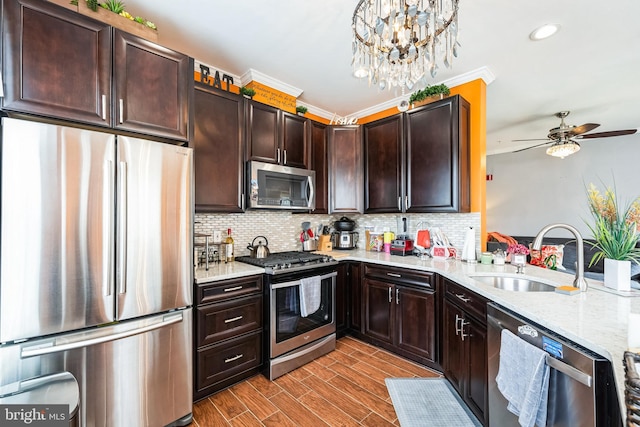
[529,24,560,41]
[546,141,580,159]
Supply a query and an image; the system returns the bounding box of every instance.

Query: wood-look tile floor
[191,336,442,426]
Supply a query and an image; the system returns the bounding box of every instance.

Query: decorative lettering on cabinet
[198,64,234,92]
[329,113,358,125]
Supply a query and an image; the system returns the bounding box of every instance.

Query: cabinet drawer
[364,264,434,289]
[196,331,262,391]
[196,275,263,305]
[196,295,262,347]
[444,280,487,322]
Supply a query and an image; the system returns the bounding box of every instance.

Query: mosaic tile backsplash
[195,211,481,257]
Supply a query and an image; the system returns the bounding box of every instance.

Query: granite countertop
[194,261,264,284]
[193,249,639,416]
[340,249,639,419]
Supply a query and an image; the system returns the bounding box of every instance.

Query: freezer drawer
[0,309,193,427]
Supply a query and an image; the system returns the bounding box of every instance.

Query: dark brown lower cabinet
[442,278,488,425]
[361,264,437,367]
[194,275,263,401]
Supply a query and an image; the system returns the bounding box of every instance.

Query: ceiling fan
[512,111,638,158]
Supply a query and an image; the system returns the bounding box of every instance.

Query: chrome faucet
[532,223,588,292]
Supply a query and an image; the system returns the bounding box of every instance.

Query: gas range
[235,251,337,275]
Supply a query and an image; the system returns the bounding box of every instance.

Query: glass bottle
[225,228,234,262]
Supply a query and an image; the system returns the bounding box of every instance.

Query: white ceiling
[121,0,640,155]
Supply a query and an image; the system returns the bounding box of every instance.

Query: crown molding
[191,62,495,122]
[241,69,304,98]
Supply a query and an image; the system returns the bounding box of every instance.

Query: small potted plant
[240,86,256,99]
[296,105,308,116]
[409,84,450,108]
[585,182,640,291]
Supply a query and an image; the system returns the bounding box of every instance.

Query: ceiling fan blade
[576,129,638,139]
[511,138,549,142]
[513,141,552,153]
[567,123,600,136]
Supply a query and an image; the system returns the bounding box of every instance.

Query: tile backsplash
[195,211,481,257]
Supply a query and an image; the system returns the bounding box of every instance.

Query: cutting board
[313,250,350,259]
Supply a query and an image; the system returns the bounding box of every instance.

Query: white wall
[486,134,640,239]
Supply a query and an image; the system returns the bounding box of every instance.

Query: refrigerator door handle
[20,312,184,358]
[104,160,114,297]
[118,161,128,295]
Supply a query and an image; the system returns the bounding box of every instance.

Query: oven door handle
[271,271,337,289]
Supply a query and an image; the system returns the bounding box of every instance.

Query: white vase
[604,258,631,291]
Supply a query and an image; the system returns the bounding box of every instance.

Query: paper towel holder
[461,226,477,263]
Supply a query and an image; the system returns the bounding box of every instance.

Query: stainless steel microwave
[247,161,315,210]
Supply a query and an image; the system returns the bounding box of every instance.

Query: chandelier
[546,137,580,159]
[351,0,460,91]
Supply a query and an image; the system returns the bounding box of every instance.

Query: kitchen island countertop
[193,249,638,417]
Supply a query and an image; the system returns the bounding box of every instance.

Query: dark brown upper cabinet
[405,95,470,213]
[363,95,470,213]
[192,83,245,213]
[1,0,192,142]
[327,125,363,214]
[113,30,191,141]
[1,0,112,126]
[246,101,308,169]
[363,115,404,213]
[309,120,328,214]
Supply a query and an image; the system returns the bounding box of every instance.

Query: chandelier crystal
[351,0,461,91]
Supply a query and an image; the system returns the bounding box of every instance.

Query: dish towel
[496,329,550,427]
[299,276,321,317]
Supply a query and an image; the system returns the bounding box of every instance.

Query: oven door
[270,271,336,358]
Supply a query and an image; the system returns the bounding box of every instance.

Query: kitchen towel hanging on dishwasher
[496,329,550,427]
[299,276,321,317]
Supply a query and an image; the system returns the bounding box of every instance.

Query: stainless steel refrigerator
[0,118,194,426]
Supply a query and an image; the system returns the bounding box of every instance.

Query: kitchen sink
[470,274,556,292]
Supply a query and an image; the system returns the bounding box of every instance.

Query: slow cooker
[331,231,359,249]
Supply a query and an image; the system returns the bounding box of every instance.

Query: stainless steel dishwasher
[487,303,621,427]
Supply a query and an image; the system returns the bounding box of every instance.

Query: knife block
[318,235,332,251]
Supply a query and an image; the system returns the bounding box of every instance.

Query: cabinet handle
[455,293,471,303]
[119,99,124,124]
[455,314,462,336]
[224,354,244,363]
[388,287,392,303]
[396,288,399,305]
[460,319,470,341]
[224,286,243,292]
[283,150,287,165]
[397,197,401,211]
[241,193,245,210]
[405,195,410,210]
[386,272,401,278]
[277,148,281,164]
[101,94,107,121]
[224,315,243,324]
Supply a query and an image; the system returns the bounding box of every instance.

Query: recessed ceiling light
[529,24,560,41]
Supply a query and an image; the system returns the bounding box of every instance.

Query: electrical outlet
[213,230,222,243]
